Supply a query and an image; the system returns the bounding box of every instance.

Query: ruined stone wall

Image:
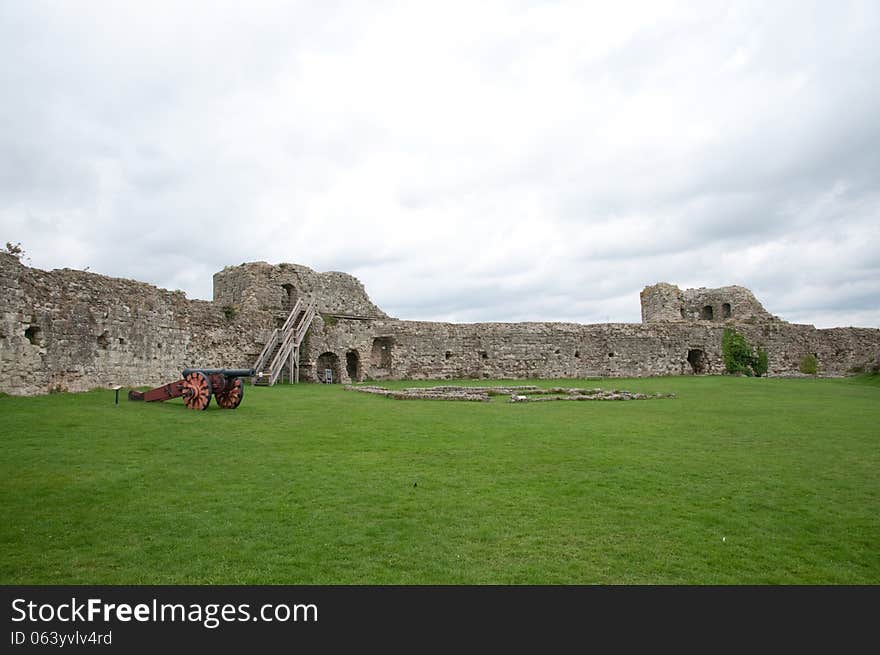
[3,254,878,395]
[736,323,880,376]
[0,254,271,394]
[298,315,378,384]
[213,262,387,318]
[640,282,684,322]
[641,283,776,323]
[369,320,721,380]
[681,286,776,322]
[302,317,880,382]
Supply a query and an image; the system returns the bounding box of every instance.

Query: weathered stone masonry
[1,254,878,395]
[0,253,270,394]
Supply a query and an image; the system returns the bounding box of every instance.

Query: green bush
[754,349,769,377]
[722,328,769,376]
[799,354,818,375]
[722,328,753,375]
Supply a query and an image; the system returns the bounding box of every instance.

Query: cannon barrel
[182,368,255,378]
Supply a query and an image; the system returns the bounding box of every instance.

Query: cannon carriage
[128,368,254,410]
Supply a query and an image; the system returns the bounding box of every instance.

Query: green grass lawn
[1,376,878,584]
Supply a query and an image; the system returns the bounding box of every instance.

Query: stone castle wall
[0,253,268,394]
[213,262,386,318]
[301,317,880,384]
[2,254,878,395]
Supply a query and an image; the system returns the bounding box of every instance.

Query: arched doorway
[687,349,707,374]
[316,352,341,383]
[346,350,361,382]
[281,283,296,311]
[370,337,393,369]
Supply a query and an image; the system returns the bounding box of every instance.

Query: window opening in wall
[445,351,452,360]
[24,325,42,346]
[700,305,714,320]
[722,302,731,319]
[574,350,580,358]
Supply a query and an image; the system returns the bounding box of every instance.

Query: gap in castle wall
[25,326,42,346]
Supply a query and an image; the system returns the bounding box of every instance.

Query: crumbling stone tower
[213,261,387,319]
[641,283,776,323]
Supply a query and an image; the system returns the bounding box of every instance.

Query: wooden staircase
[252,299,317,386]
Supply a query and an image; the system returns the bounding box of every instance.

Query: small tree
[722,328,769,376]
[753,349,769,377]
[799,354,818,375]
[3,241,25,260]
[722,328,753,375]
[2,241,31,265]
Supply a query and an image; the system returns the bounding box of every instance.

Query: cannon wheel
[215,377,244,409]
[182,371,212,410]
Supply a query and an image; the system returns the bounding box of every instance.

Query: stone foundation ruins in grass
[345,385,675,402]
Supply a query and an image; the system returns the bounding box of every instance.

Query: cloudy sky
[1,0,878,327]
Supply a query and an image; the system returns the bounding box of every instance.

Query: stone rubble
[344,385,675,402]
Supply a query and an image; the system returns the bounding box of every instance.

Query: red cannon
[128,368,254,410]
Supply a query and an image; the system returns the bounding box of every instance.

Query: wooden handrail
[281,298,303,334]
[265,300,317,386]
[251,328,279,382]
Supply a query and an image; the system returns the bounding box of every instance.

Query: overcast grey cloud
[1,0,878,327]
